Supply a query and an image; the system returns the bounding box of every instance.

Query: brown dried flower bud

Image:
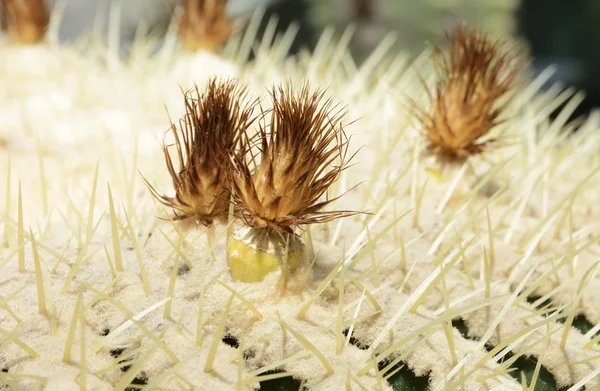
[178,0,233,52]
[230,82,359,234]
[411,23,526,162]
[1,0,49,44]
[144,77,256,225]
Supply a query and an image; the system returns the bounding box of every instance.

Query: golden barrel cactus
[0,4,599,391]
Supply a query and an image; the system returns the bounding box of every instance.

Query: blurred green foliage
[303,0,519,62]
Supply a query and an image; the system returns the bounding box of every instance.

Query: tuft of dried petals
[1,0,49,44]
[411,23,526,162]
[178,0,233,52]
[144,77,256,225]
[230,82,359,235]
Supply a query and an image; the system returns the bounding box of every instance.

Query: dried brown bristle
[144,77,256,225]
[411,23,526,162]
[1,0,48,44]
[230,82,359,234]
[178,0,233,52]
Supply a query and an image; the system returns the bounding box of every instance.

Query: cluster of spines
[146,77,358,235]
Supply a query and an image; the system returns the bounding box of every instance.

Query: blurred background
[47,0,600,119]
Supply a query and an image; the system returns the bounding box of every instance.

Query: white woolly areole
[1,10,600,391]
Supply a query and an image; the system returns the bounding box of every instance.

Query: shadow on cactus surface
[263,303,596,390]
[263,316,592,390]
[2,1,600,391]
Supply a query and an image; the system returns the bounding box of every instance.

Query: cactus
[1,4,600,391]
